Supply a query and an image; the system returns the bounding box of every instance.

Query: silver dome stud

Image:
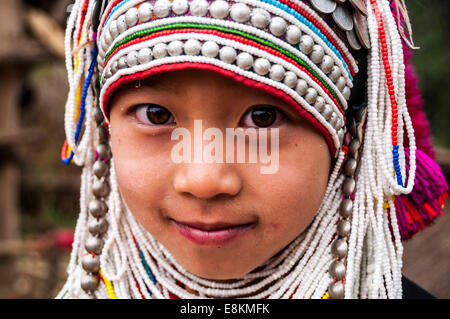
[172,0,188,15]
[210,0,229,19]
[81,273,100,293]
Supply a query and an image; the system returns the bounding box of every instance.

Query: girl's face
[109,69,331,280]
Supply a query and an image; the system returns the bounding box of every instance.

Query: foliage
[407,0,450,148]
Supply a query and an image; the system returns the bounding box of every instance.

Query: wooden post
[0,0,23,297]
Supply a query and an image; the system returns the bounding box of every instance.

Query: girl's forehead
[118,68,294,105]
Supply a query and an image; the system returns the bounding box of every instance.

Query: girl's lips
[171,220,254,246]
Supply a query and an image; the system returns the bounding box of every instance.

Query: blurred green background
[0,0,448,299]
[408,0,450,148]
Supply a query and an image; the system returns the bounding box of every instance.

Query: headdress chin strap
[57,0,447,299]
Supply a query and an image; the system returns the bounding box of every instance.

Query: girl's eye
[240,106,285,128]
[135,104,175,125]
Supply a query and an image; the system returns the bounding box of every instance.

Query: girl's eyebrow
[141,76,175,92]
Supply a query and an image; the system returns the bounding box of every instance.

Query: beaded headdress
[58,0,448,299]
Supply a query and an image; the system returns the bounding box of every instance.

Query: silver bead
[138,48,152,64]
[348,138,361,158]
[219,46,237,64]
[335,117,344,130]
[81,273,100,292]
[283,71,297,88]
[104,67,112,79]
[356,106,368,124]
[343,86,351,100]
[337,219,351,237]
[236,52,254,70]
[125,7,138,27]
[329,260,346,280]
[322,104,333,120]
[329,112,338,128]
[253,58,271,76]
[349,118,357,139]
[328,280,345,299]
[138,2,153,22]
[305,88,318,104]
[310,45,325,64]
[314,96,326,112]
[320,55,334,74]
[184,39,202,55]
[338,128,346,145]
[82,254,100,273]
[126,51,138,67]
[85,236,104,255]
[93,160,108,178]
[94,108,104,124]
[336,76,346,91]
[97,144,110,160]
[210,0,229,19]
[97,55,104,69]
[344,158,358,176]
[190,0,209,17]
[296,79,308,96]
[109,20,119,39]
[103,28,112,47]
[339,198,353,218]
[98,125,108,143]
[172,0,188,15]
[118,56,127,69]
[153,43,168,59]
[230,3,250,22]
[299,35,314,55]
[93,179,110,198]
[167,40,184,56]
[251,8,271,29]
[329,66,342,82]
[286,25,301,45]
[342,177,356,196]
[269,17,287,37]
[332,239,348,258]
[89,199,107,217]
[154,0,171,18]
[117,15,127,34]
[269,64,285,82]
[111,61,118,74]
[201,41,220,58]
[89,217,109,235]
[101,38,109,53]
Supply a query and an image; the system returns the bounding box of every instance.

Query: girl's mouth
[170,219,254,246]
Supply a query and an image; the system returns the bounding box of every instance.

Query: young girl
[57,0,448,299]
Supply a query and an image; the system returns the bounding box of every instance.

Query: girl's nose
[173,163,243,200]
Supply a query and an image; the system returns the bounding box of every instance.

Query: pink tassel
[394,148,448,240]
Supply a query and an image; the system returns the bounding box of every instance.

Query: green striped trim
[104,22,344,112]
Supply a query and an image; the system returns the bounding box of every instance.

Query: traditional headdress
[57,0,448,299]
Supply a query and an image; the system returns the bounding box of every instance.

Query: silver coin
[332,5,354,31]
[310,0,337,14]
[346,29,361,50]
[349,0,367,16]
[354,10,371,49]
